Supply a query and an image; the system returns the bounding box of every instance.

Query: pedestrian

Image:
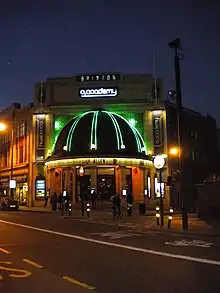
[126,193,133,216]
[91,189,97,209]
[58,193,63,211]
[111,194,117,219]
[44,189,50,207]
[50,192,57,211]
[116,193,121,218]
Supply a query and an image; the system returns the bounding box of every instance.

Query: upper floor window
[16,121,26,138]
[190,131,197,139]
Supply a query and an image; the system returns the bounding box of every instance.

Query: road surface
[0,211,220,293]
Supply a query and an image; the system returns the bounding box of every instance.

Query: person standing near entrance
[44,189,50,207]
[50,192,57,211]
[91,189,97,209]
[126,193,133,216]
[116,193,121,217]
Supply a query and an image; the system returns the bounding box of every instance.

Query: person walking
[44,189,50,207]
[50,192,57,211]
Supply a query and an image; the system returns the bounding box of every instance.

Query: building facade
[166,101,220,209]
[0,73,171,207]
[0,73,218,209]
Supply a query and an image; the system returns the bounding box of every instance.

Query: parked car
[0,196,19,211]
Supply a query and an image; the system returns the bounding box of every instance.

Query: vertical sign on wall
[153,116,163,147]
[36,115,45,149]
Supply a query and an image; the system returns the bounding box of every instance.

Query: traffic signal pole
[169,38,188,230]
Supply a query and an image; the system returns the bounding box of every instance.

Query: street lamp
[0,123,7,132]
[0,109,15,199]
[168,38,188,230]
[169,147,180,156]
[153,155,165,227]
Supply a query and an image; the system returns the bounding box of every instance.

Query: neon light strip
[94,111,98,148]
[113,113,143,153]
[131,126,147,153]
[90,112,96,149]
[103,111,120,150]
[90,111,98,150]
[109,112,124,148]
[104,111,124,149]
[45,157,153,169]
[66,111,93,151]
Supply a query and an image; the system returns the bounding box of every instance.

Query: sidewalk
[18,205,220,236]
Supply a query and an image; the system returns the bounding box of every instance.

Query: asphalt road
[0,211,220,293]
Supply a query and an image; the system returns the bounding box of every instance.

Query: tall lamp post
[0,106,15,198]
[153,155,165,227]
[168,38,188,230]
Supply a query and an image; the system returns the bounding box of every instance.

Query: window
[190,131,197,139]
[19,146,24,163]
[16,121,26,138]
[16,147,19,164]
[19,122,25,137]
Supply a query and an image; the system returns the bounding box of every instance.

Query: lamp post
[153,155,165,227]
[0,106,15,198]
[168,38,188,230]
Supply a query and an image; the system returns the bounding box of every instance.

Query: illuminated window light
[63,145,67,151]
[36,114,46,119]
[152,110,162,117]
[54,121,62,130]
[128,118,136,126]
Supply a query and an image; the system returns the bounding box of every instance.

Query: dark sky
[0,1,219,123]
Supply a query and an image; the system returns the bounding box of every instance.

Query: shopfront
[13,174,28,205]
[0,176,10,197]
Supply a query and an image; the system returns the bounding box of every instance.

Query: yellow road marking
[62,276,95,290]
[22,258,43,269]
[0,261,32,278]
[0,248,11,255]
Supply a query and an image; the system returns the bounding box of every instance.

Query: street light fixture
[153,155,165,227]
[0,107,15,199]
[168,38,188,230]
[169,147,180,156]
[0,123,7,132]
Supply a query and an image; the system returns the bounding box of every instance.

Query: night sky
[0,1,219,123]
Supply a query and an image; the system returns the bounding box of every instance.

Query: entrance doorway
[97,167,115,201]
[75,168,91,202]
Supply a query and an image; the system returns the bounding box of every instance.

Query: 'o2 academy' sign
[79,87,118,98]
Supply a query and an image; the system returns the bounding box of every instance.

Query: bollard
[68,203,72,217]
[86,203,91,218]
[168,207,173,228]
[156,206,160,226]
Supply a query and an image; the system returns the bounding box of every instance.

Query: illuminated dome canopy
[52,110,147,159]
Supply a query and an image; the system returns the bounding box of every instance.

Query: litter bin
[139,202,146,215]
